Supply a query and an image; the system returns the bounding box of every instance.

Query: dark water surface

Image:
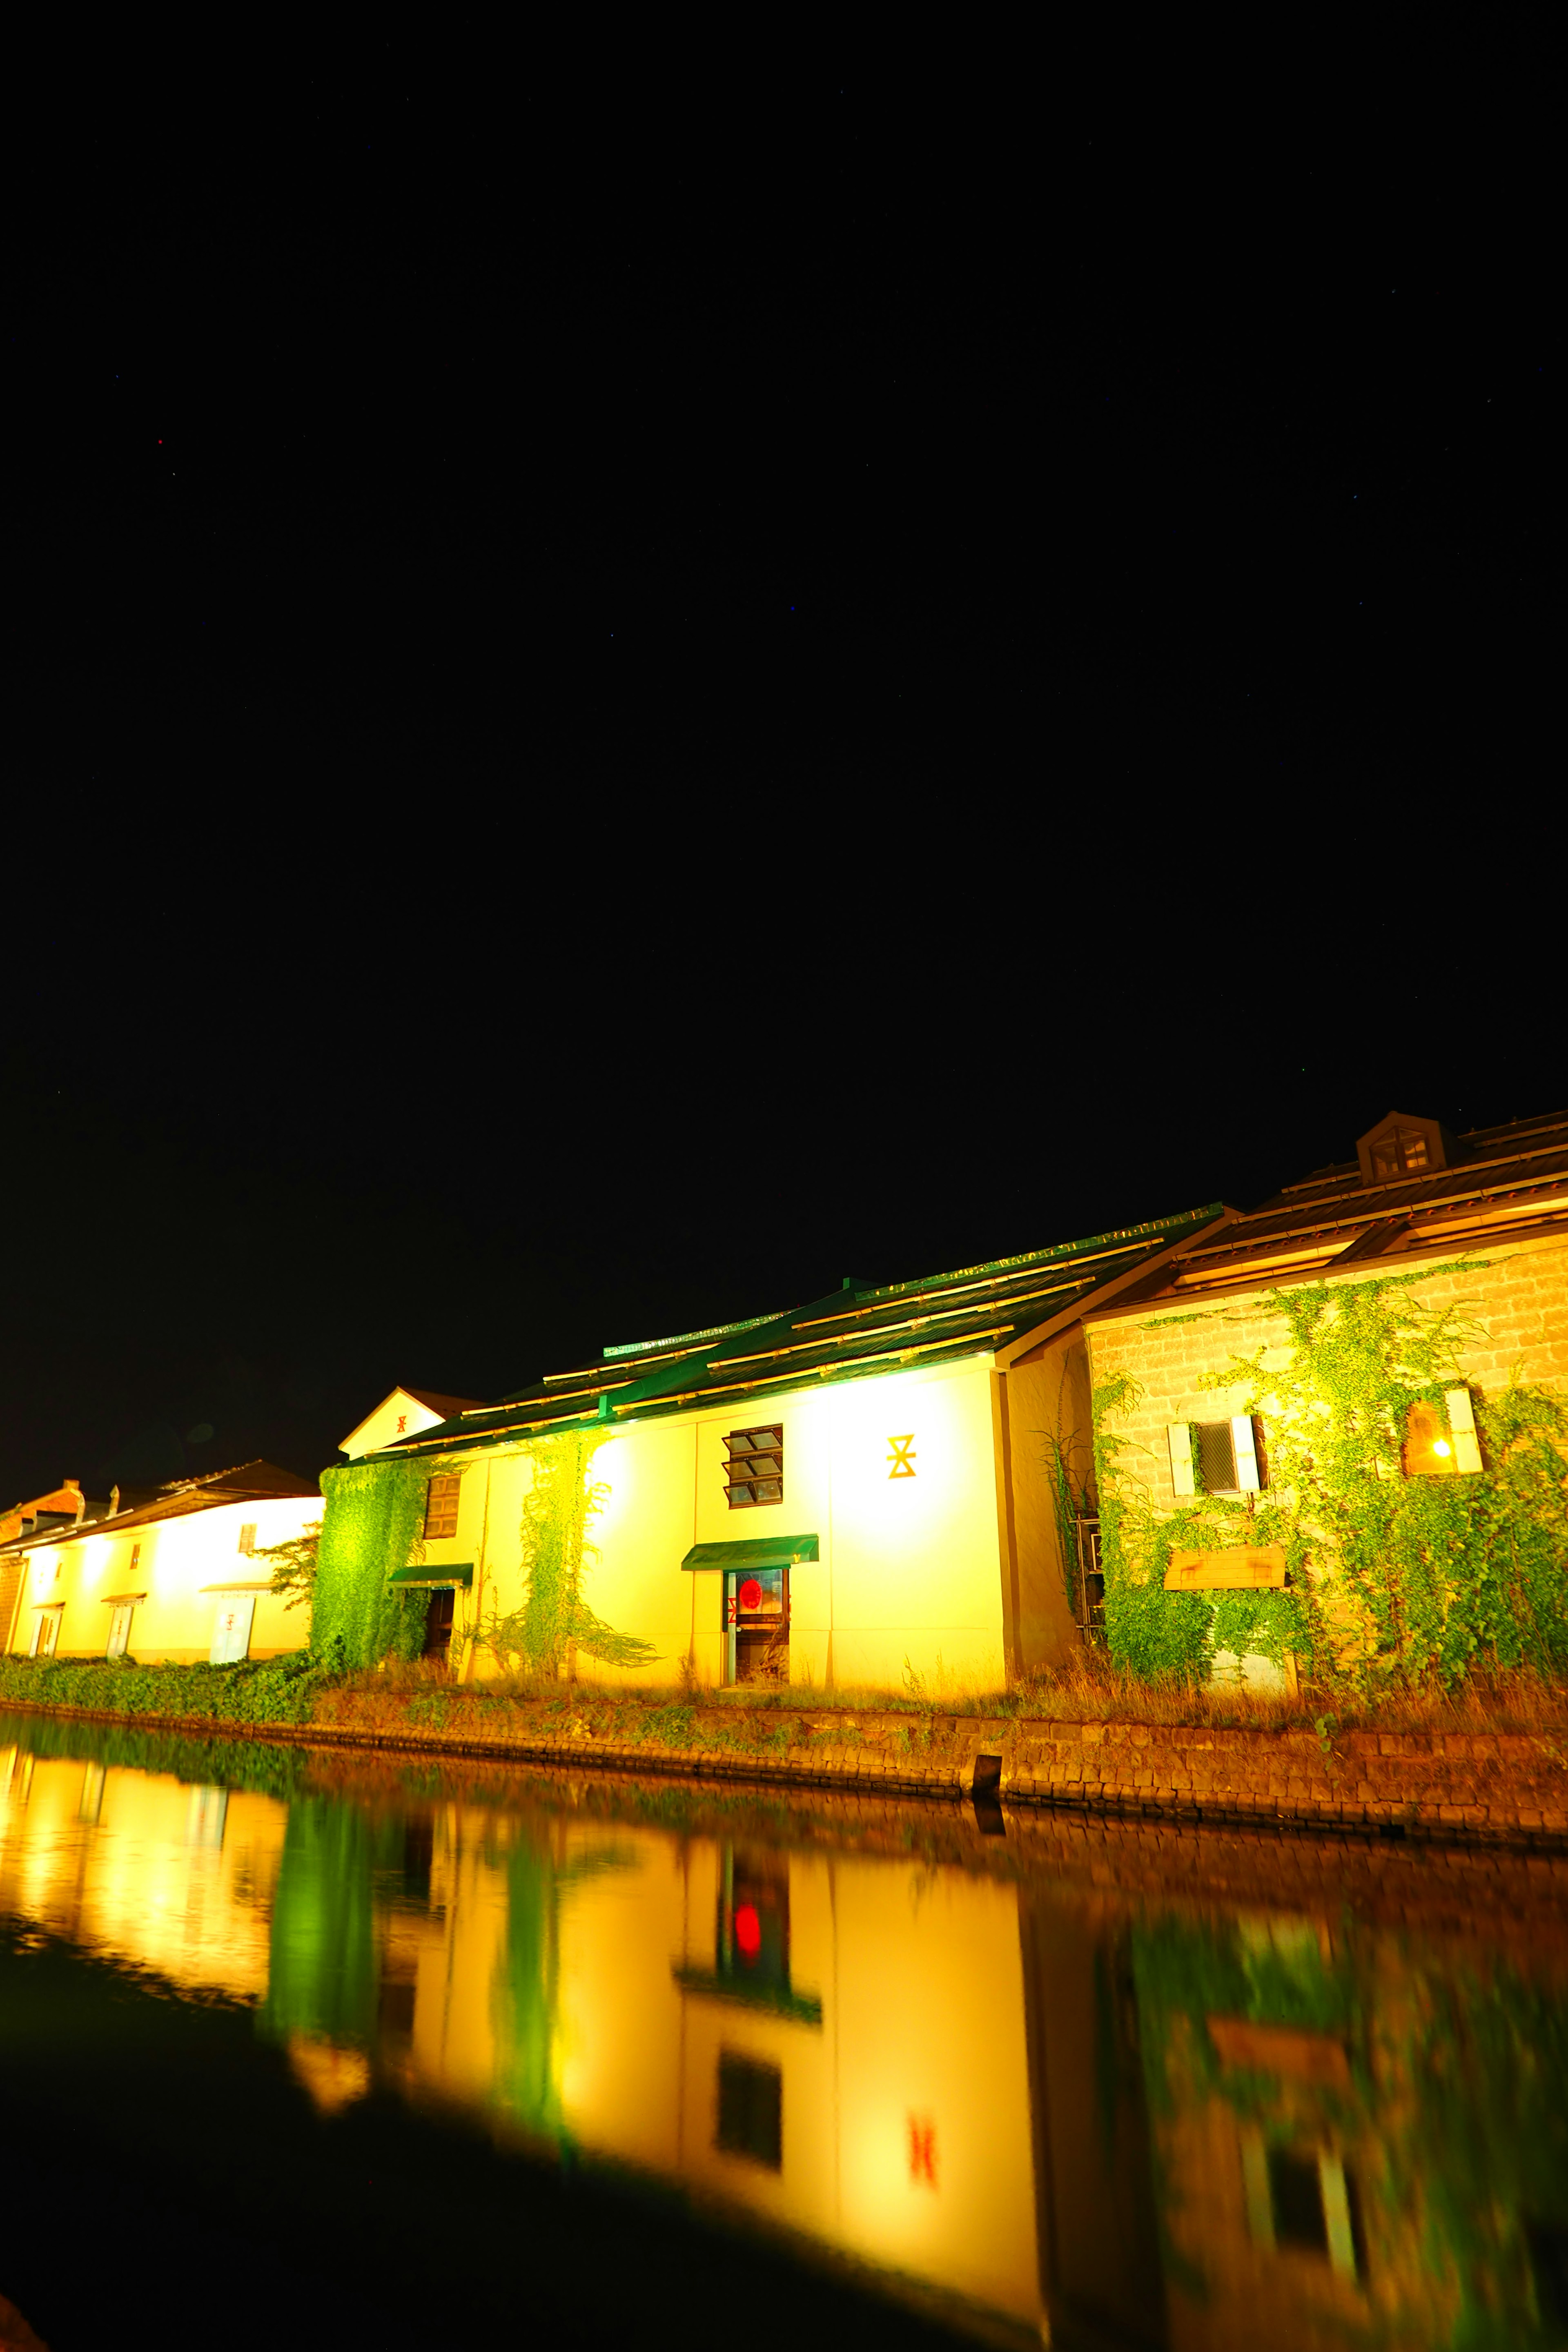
[2,1717,1567,2350]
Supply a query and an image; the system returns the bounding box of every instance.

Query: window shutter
[1230,1415,1261,1492]
[1196,1421,1238,1493]
[238,1523,257,1557]
[1167,1423,1194,1497]
[1445,1388,1483,1474]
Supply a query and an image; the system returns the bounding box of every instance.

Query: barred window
[1168,1417,1264,1497]
[423,1474,461,1540]
[724,1426,783,1510]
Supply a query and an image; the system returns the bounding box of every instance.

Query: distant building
[2,1460,321,1665]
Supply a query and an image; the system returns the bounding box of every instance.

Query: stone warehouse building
[1081,1107,1568,1682]
[325,1206,1229,1694]
[321,1106,1568,1697]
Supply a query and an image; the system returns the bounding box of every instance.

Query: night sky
[5,56,1556,1501]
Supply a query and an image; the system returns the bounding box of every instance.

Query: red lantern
[738,1577,763,1612]
[734,1902,762,1957]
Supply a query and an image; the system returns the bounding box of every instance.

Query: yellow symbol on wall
[887,1435,916,1479]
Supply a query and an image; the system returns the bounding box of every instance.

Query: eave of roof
[3,1462,317,1552]
[1083,1128,1568,1319]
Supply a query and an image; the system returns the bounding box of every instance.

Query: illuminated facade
[1080,1107,1568,1679]
[351,1210,1223,1693]
[0,1461,321,1665]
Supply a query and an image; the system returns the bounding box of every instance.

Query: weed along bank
[315,1208,1222,1695]
[1081,1108,1568,1695]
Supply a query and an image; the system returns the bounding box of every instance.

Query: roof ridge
[599,1307,793,1364]
[858,1205,1224,1303]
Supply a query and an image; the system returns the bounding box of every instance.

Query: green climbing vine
[476,1430,656,1680]
[1094,1272,1568,1690]
[311,1455,449,1668]
[1039,1417,1095,1619]
[254,1520,322,1611]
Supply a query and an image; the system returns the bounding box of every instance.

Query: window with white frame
[1403,1389,1483,1477]
[1167,1416,1265,1498]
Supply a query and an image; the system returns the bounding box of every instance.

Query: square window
[724,1425,783,1510]
[423,1474,461,1540]
[1196,1421,1238,1492]
[1191,1417,1264,1496]
[1268,2147,1328,2254]
[715,2051,782,2170]
[237,1522,257,1557]
[1370,1126,1431,1179]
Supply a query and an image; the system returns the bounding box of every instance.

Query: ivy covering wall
[477,1431,655,1679]
[314,1432,656,1677]
[1095,1270,1568,1689]
[310,1456,441,1668]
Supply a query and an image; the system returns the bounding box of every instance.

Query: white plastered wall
[459,1354,1009,1696]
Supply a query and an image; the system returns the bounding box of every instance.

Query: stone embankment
[8,1695,1568,1844]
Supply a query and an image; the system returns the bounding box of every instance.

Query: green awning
[387,1563,474,1589]
[671,1964,824,2026]
[680,1534,819,1572]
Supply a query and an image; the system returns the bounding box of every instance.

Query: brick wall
[1084,1233,1568,1518]
[1001,1716,1568,1837]
[12,1691,1568,1845]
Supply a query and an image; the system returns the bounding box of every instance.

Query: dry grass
[311,1650,1568,1743]
[1011,1646,1568,1737]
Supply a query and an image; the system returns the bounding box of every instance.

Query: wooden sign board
[1206,2015,1350,2088]
[1164,1546,1287,1591]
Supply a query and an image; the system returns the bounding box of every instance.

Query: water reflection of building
[1130,1902,1568,2350]
[0,1746,284,1998]
[12,1740,1568,2348]
[268,1807,1051,2336]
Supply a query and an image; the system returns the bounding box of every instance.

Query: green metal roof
[680,1534,819,1571]
[374,1204,1223,1462]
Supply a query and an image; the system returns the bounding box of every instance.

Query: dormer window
[1370,1127,1430,1179]
[1356,1111,1451,1186]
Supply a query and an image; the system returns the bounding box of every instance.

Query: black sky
[4,52,1558,1499]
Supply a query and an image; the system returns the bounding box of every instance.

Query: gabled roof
[374,1205,1225,1460]
[399,1387,486,1419]
[338,1385,487,1455]
[7,1460,317,1553]
[1085,1107,1568,1316]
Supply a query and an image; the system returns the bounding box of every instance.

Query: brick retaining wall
[7,1697,1568,1845]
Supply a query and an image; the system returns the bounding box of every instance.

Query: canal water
[1,1718,1566,2350]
